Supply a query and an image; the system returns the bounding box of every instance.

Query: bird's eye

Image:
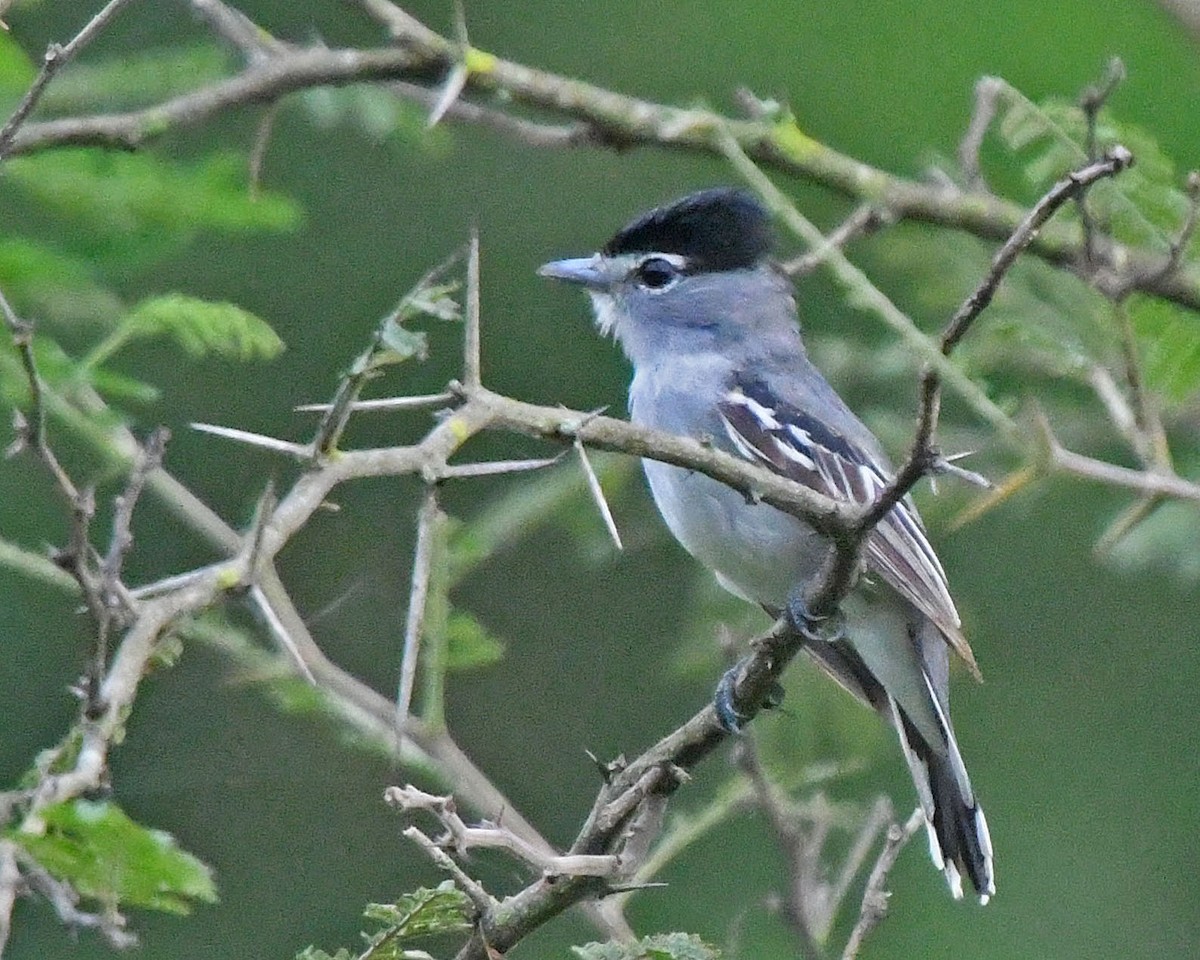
[635,257,679,290]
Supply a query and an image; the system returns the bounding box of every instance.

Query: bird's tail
[890,682,995,902]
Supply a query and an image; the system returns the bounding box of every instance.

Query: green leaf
[875,226,1114,386]
[87,367,162,404]
[10,800,217,915]
[38,44,230,113]
[4,150,302,270]
[444,611,505,670]
[362,881,473,941]
[1127,294,1200,403]
[401,281,462,323]
[0,29,36,97]
[993,87,1190,254]
[298,881,476,959]
[572,933,721,960]
[376,318,429,366]
[299,86,441,148]
[0,236,123,326]
[114,294,284,362]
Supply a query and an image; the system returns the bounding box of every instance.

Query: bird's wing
[717,383,979,676]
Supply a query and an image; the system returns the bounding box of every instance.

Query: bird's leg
[713,618,791,731]
[713,594,845,732]
[713,664,752,731]
[714,659,786,732]
[786,592,845,644]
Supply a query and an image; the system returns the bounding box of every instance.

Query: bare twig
[190,421,312,458]
[737,740,892,954]
[434,455,562,479]
[1045,433,1200,502]
[425,0,470,129]
[780,204,885,277]
[6,13,1198,313]
[347,0,446,48]
[16,848,138,950]
[717,128,1017,437]
[247,100,280,194]
[388,79,598,146]
[386,786,621,878]
[101,427,168,591]
[189,0,281,59]
[403,826,495,914]
[0,0,140,158]
[1076,58,1126,265]
[295,392,455,414]
[958,76,1003,191]
[840,807,925,960]
[0,842,17,956]
[858,147,1135,543]
[464,225,482,388]
[396,487,442,736]
[249,583,316,683]
[312,249,463,457]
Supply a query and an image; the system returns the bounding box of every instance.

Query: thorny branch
[856,148,1136,548]
[0,0,139,158]
[839,807,927,960]
[3,3,1199,313]
[736,740,896,958]
[1,2,1198,958]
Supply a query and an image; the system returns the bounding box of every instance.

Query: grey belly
[642,458,828,609]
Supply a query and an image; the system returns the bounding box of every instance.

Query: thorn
[190,422,312,458]
[575,438,623,550]
[931,453,993,489]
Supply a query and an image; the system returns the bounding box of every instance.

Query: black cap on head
[603,187,773,272]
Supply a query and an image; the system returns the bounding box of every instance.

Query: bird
[538,187,995,902]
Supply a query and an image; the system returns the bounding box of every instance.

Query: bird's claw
[714,659,786,732]
[786,594,845,643]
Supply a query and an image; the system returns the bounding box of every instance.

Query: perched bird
[539,187,994,902]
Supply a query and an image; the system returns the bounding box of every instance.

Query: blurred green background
[1,0,1199,958]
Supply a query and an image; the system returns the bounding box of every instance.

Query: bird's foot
[714,658,785,733]
[786,594,845,643]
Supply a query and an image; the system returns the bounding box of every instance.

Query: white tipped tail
[889,689,995,902]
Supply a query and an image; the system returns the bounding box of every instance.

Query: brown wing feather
[719,390,980,676]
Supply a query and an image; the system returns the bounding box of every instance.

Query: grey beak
[537,255,608,289]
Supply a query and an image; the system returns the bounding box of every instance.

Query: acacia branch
[858,147,1136,543]
[0,0,140,158]
[5,5,1199,315]
[0,145,1141,948]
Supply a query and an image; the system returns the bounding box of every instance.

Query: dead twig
[0,0,140,158]
[840,807,925,960]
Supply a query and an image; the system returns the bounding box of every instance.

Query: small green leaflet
[297,881,473,960]
[10,800,217,915]
[362,881,473,941]
[114,294,285,362]
[376,319,429,366]
[444,611,505,670]
[1127,294,1200,403]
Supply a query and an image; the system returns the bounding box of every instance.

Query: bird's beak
[537,255,609,290]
